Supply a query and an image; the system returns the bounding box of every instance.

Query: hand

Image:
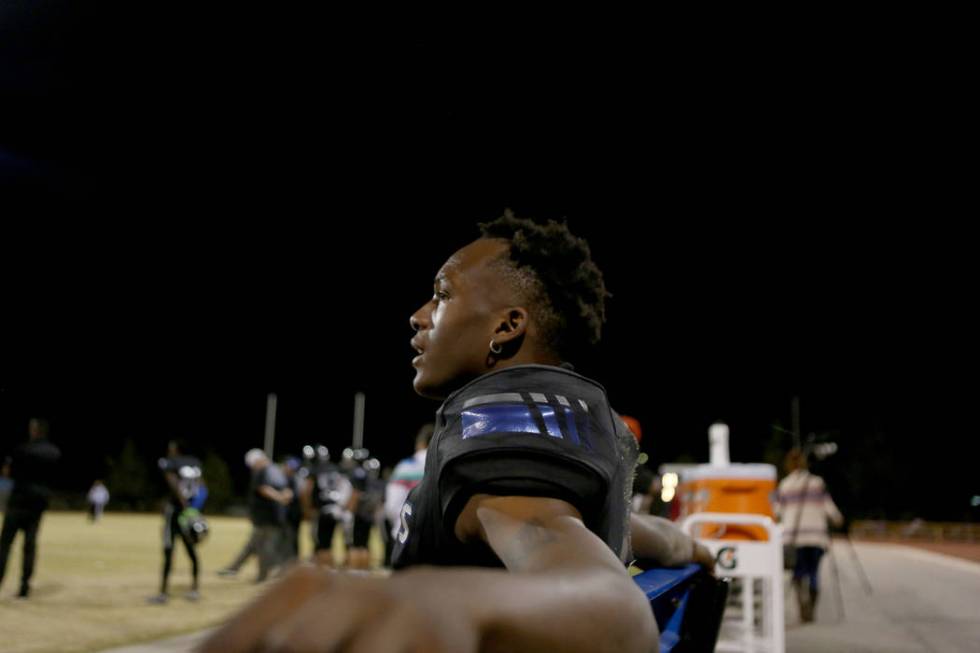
[691,539,716,572]
[197,565,480,653]
[280,488,295,505]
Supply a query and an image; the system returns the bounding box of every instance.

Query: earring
[489,339,503,355]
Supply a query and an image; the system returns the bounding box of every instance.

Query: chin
[412,373,447,401]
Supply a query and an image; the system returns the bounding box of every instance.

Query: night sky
[2,4,972,520]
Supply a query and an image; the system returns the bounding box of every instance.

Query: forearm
[200,495,659,653]
[826,498,844,528]
[165,473,187,508]
[346,489,362,512]
[460,499,657,653]
[391,560,655,653]
[257,485,287,503]
[630,513,695,567]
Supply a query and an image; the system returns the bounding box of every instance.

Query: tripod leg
[826,542,846,623]
[844,532,873,595]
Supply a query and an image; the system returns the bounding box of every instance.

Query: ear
[492,307,529,345]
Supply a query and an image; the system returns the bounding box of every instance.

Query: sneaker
[216,568,238,577]
[17,586,30,599]
[184,590,201,602]
[147,593,169,605]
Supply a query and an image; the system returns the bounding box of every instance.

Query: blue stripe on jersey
[540,405,563,439]
[563,406,581,445]
[462,404,541,438]
[461,403,585,445]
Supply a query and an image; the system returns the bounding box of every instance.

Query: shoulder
[448,364,609,400]
[808,473,827,490]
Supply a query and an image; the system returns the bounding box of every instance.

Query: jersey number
[396,502,412,544]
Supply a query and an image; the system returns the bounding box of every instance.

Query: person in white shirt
[382,423,433,565]
[87,480,110,522]
[776,448,844,623]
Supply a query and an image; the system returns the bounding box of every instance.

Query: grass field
[0,511,384,653]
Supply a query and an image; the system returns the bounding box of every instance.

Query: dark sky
[1,4,972,520]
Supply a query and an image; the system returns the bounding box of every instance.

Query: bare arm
[200,495,659,653]
[630,512,715,569]
[257,484,292,505]
[821,480,845,528]
[346,488,362,512]
[454,494,659,653]
[163,471,187,509]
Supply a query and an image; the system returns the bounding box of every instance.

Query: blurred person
[202,212,713,652]
[347,451,383,570]
[777,447,844,623]
[149,440,206,604]
[86,479,110,522]
[305,445,353,568]
[281,456,304,562]
[218,449,264,577]
[382,423,434,566]
[219,449,292,582]
[0,418,61,599]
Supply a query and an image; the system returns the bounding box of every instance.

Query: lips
[411,337,426,366]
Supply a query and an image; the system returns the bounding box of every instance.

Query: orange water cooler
[677,463,777,541]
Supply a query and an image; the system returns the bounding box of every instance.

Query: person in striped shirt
[382,423,434,565]
[776,448,844,622]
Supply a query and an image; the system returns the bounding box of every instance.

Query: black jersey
[158,455,203,508]
[392,364,637,569]
[312,460,353,518]
[6,438,61,511]
[351,467,384,521]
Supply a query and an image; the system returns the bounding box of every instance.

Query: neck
[491,344,561,371]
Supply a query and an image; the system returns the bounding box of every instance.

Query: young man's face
[409,238,515,400]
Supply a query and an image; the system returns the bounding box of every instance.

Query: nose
[410,304,429,332]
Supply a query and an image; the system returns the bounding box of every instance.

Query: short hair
[478,210,608,358]
[785,448,808,471]
[245,448,267,467]
[29,418,50,437]
[168,439,189,455]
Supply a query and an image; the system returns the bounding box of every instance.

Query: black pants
[253,524,288,581]
[226,522,288,580]
[351,515,371,548]
[792,545,825,593]
[286,519,301,560]
[316,513,338,552]
[226,528,259,571]
[0,507,43,593]
[162,505,198,594]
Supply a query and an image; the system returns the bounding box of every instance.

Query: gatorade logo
[716,546,737,571]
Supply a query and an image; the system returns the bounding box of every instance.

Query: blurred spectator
[87,479,110,522]
[281,456,304,562]
[777,447,844,623]
[383,423,433,566]
[0,418,61,599]
[219,449,292,582]
[149,440,206,604]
